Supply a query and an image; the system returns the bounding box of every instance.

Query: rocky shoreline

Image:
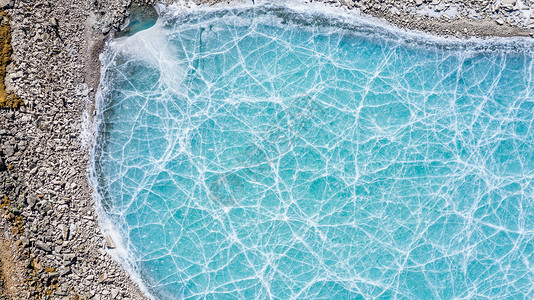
[0,0,532,299]
[0,0,147,298]
[333,0,534,38]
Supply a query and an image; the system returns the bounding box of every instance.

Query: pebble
[35,240,52,253]
[500,0,516,7]
[0,0,13,9]
[59,266,71,277]
[111,288,120,298]
[4,145,14,156]
[105,235,116,249]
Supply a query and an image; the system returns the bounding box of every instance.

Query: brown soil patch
[0,10,21,109]
[0,232,26,299]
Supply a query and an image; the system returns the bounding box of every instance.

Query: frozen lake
[94,3,534,299]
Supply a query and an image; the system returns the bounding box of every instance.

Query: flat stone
[4,145,14,156]
[59,267,71,277]
[105,235,116,249]
[500,0,519,10]
[0,0,13,8]
[111,288,119,298]
[27,196,37,208]
[35,240,52,252]
[101,25,111,35]
[63,253,76,266]
[501,0,516,7]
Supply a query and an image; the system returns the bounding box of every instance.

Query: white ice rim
[160,0,534,52]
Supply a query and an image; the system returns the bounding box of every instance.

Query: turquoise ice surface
[94,4,534,299]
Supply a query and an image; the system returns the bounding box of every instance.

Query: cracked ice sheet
[94,3,534,299]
